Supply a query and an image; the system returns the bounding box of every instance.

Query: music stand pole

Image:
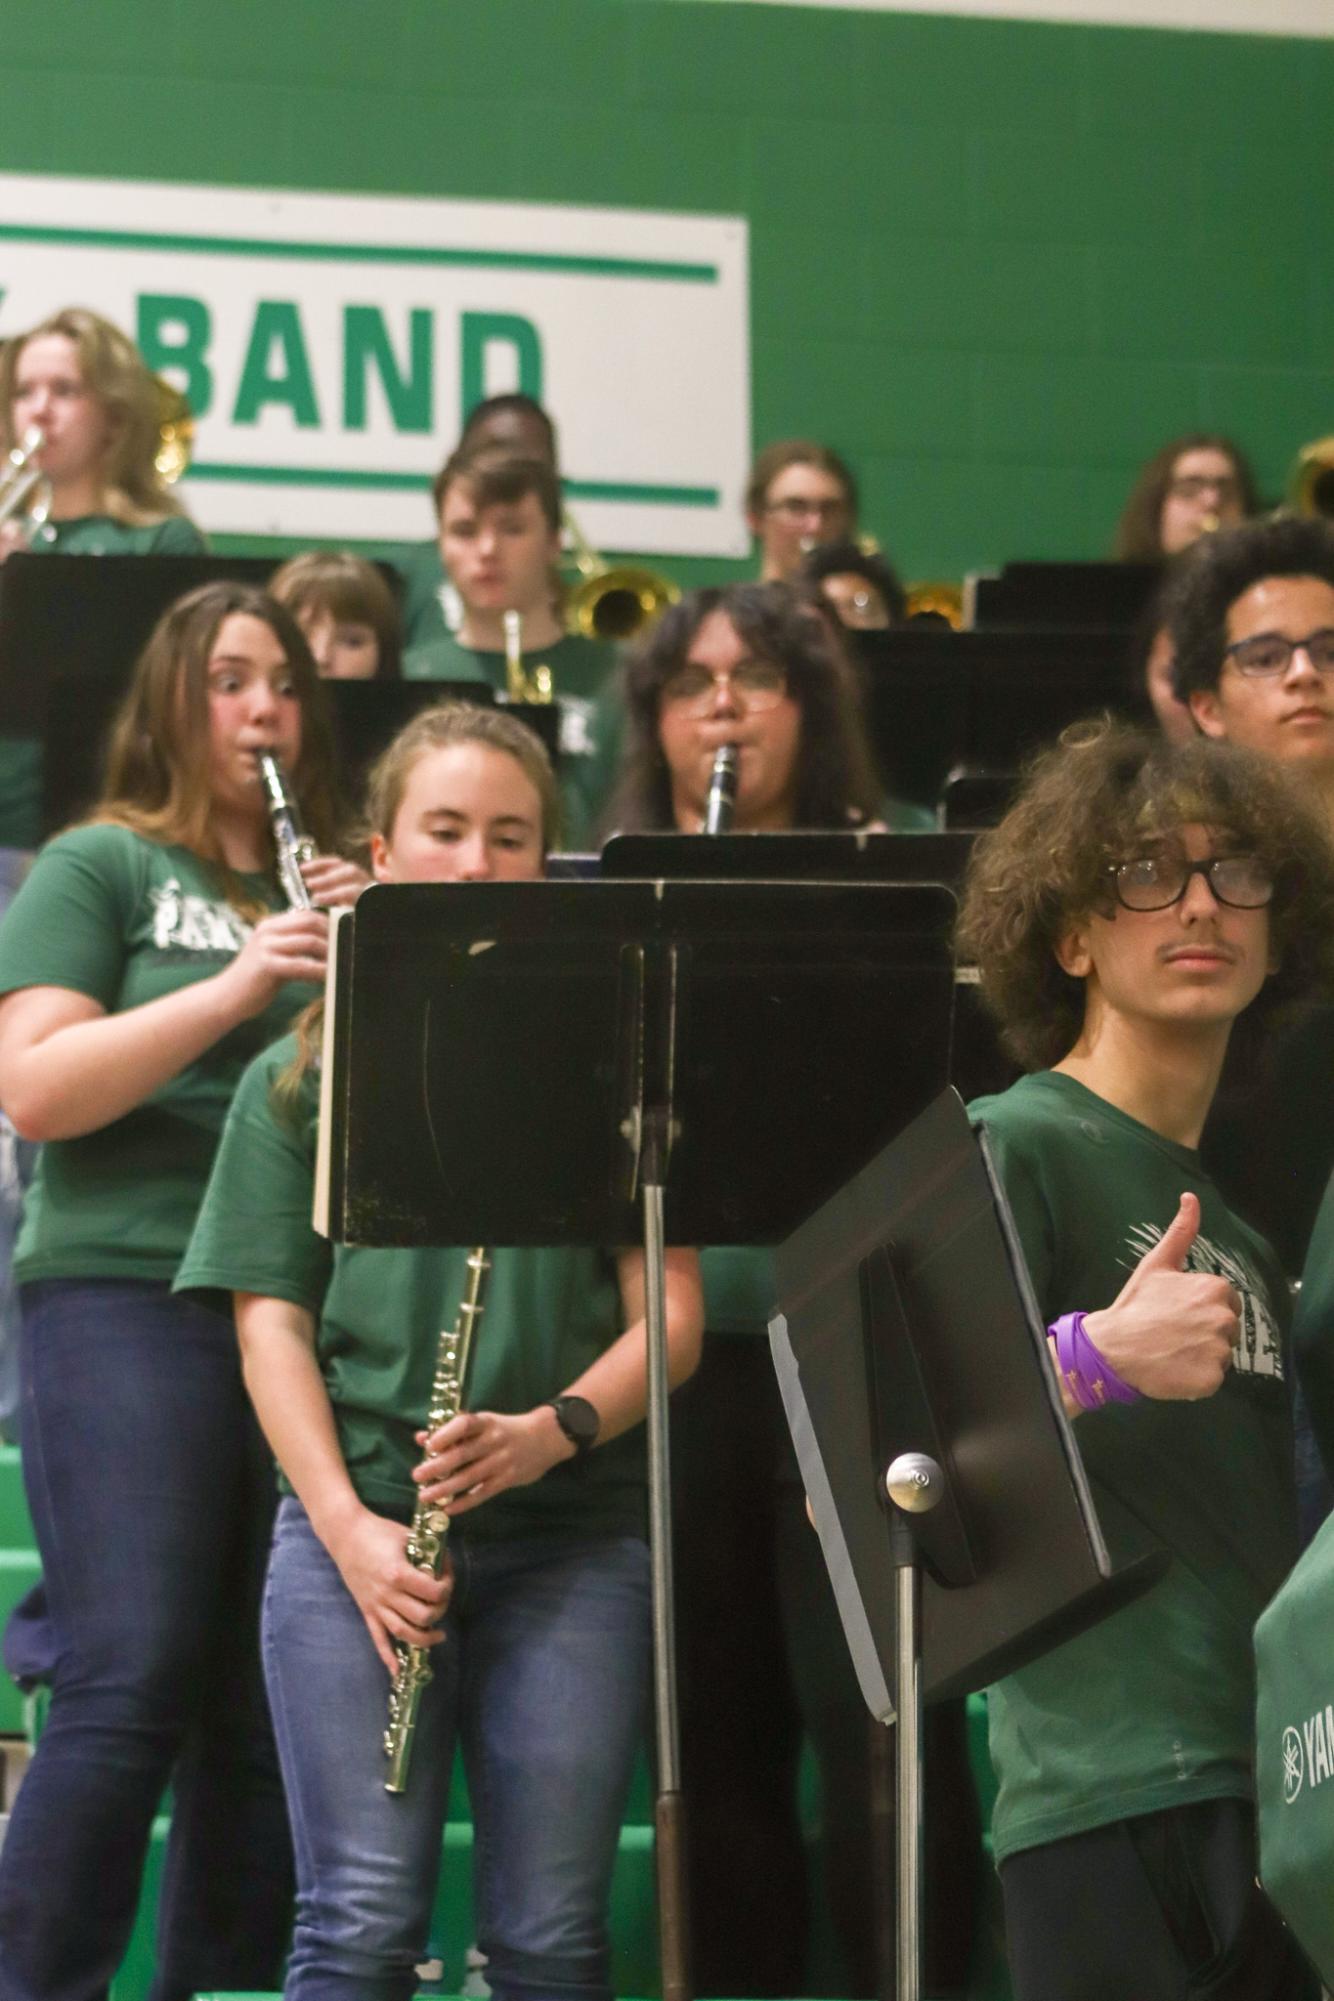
[642,1107,690,2001]
[885,1452,942,2001]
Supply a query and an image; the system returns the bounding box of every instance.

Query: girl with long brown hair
[0,581,343,1999]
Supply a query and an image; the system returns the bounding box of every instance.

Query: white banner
[696,0,1332,30]
[0,173,752,556]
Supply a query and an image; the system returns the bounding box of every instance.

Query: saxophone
[257,752,314,910]
[384,1244,492,1794]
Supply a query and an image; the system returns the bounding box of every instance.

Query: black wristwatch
[547,1394,600,1460]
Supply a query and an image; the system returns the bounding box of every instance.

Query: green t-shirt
[0,824,315,1283]
[177,1034,648,1542]
[28,513,206,556]
[403,630,623,847]
[970,1070,1295,1865]
[395,540,452,651]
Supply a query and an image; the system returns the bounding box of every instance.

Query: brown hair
[745,439,858,523]
[430,446,562,535]
[93,582,343,909]
[0,307,194,526]
[605,581,883,836]
[269,551,403,679]
[957,717,1334,1071]
[1112,433,1260,563]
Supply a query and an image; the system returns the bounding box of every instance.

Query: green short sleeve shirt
[29,514,207,555]
[0,824,314,1282]
[178,1036,647,1542]
[402,631,623,846]
[969,1070,1296,1864]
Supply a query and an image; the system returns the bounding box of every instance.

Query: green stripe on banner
[0,222,717,284]
[191,464,719,506]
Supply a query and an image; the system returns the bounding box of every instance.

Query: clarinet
[384,1244,492,1795]
[257,752,314,909]
[704,743,739,834]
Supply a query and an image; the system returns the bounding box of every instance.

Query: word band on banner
[0,172,751,557]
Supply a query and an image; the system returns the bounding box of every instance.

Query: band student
[0,582,342,2000]
[176,701,703,2001]
[606,582,977,1997]
[0,305,205,562]
[745,439,859,584]
[959,718,1334,2001]
[404,447,621,843]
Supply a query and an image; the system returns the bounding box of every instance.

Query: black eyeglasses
[1224,630,1334,678]
[1168,473,1240,503]
[764,497,848,523]
[1108,853,1275,913]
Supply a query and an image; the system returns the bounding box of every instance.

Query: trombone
[1287,437,1334,520]
[563,509,679,643]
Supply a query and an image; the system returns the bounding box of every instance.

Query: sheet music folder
[314,877,957,1249]
[771,1086,1165,1715]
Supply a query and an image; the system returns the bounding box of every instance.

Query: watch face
[555,1395,599,1449]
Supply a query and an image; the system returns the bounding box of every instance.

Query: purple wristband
[1049,1311,1142,1411]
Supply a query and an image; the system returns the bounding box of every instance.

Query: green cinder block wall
[1,0,1329,585]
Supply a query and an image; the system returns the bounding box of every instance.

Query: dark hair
[1113,434,1260,563]
[459,393,558,465]
[431,446,562,535]
[1169,515,1334,699]
[957,717,1334,1071]
[605,581,883,834]
[268,551,402,679]
[799,538,907,624]
[94,581,343,901]
[745,439,858,521]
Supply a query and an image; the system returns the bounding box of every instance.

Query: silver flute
[257,752,314,909]
[384,1245,491,1793]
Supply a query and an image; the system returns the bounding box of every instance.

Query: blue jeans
[263,1497,651,2001]
[0,1280,293,2001]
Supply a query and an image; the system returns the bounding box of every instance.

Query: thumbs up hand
[1079,1194,1241,1403]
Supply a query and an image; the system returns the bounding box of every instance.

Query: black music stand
[968,559,1161,630]
[771,1086,1165,2001]
[317,876,958,2001]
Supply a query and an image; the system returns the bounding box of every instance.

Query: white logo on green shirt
[1123,1222,1282,1379]
[149,878,252,955]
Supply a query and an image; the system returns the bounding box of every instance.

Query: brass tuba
[563,509,679,642]
[1287,437,1334,520]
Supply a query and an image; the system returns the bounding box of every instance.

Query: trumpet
[563,509,679,643]
[257,753,314,909]
[502,609,553,706]
[0,426,51,536]
[385,1245,491,1793]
